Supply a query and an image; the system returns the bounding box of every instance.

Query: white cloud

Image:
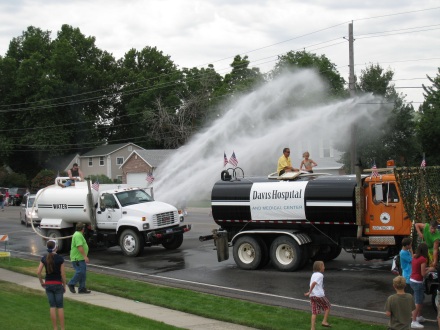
[0,0,439,103]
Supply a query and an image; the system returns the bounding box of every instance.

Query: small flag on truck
[228,151,238,167]
[146,172,154,184]
[371,161,379,178]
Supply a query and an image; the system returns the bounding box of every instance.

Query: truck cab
[362,172,411,259]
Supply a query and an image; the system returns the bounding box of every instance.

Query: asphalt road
[1,205,438,329]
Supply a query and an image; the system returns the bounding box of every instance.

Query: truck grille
[153,211,177,227]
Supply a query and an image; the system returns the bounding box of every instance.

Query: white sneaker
[411,321,424,329]
[416,316,426,323]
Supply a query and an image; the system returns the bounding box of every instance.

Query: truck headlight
[143,223,149,229]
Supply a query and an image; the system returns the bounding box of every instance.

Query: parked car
[8,187,27,206]
[20,194,40,227]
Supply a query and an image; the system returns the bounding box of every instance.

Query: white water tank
[35,182,98,223]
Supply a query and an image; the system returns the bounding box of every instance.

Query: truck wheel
[256,237,270,269]
[312,245,342,262]
[233,236,263,270]
[46,229,65,253]
[299,244,311,268]
[119,229,145,257]
[433,290,438,312]
[270,236,302,272]
[162,233,184,250]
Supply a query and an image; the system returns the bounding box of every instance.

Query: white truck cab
[36,178,190,256]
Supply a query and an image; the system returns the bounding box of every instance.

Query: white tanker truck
[35,178,191,256]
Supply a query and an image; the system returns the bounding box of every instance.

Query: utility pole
[348,22,356,173]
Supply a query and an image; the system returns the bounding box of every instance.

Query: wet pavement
[1,205,439,329]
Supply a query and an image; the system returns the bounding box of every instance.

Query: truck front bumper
[145,224,191,242]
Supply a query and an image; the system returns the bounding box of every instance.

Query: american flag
[146,172,155,184]
[229,151,238,167]
[371,162,379,178]
[224,152,228,167]
[92,181,100,191]
[421,158,426,168]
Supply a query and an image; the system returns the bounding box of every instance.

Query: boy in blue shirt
[399,237,413,294]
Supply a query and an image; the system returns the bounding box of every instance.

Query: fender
[231,229,312,246]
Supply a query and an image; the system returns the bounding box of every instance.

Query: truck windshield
[115,189,153,207]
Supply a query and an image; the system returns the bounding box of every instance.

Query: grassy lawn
[0,282,182,330]
[0,258,386,330]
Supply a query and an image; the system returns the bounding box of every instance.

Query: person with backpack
[400,237,413,294]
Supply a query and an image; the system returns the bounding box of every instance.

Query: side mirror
[99,195,106,211]
[374,184,384,202]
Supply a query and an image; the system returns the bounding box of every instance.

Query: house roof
[43,153,80,172]
[122,149,175,169]
[80,143,142,157]
[314,158,344,170]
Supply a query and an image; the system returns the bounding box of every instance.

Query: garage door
[126,173,148,187]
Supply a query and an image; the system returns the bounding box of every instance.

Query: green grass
[0,258,386,330]
[0,282,182,330]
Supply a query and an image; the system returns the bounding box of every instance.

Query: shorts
[410,281,424,304]
[45,284,64,308]
[310,296,331,315]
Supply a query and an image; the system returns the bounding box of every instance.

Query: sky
[0,0,439,105]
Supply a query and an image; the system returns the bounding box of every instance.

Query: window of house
[319,139,334,158]
[99,156,104,166]
[116,157,124,165]
[128,146,133,151]
[88,158,93,166]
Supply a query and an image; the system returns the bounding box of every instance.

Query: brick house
[78,143,144,181]
[121,149,174,186]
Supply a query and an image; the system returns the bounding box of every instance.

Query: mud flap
[215,231,229,262]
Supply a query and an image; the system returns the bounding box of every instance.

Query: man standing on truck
[277,148,299,175]
[415,220,440,291]
[67,223,91,294]
[59,163,84,188]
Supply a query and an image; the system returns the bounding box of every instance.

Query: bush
[87,174,113,184]
[0,168,28,187]
[30,169,57,192]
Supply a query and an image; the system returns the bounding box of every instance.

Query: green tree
[338,64,419,171]
[272,50,346,98]
[0,25,118,178]
[110,47,182,148]
[218,55,264,97]
[418,68,440,164]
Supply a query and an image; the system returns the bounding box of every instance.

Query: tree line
[0,24,439,183]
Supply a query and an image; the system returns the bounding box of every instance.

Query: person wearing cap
[67,223,91,294]
[277,147,299,176]
[37,240,66,330]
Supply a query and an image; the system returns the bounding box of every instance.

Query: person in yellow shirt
[277,148,299,175]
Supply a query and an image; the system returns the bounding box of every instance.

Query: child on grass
[304,260,331,329]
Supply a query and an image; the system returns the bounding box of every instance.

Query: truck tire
[162,233,184,250]
[312,244,342,262]
[233,236,264,270]
[270,236,302,272]
[46,229,65,253]
[256,236,270,269]
[119,229,144,257]
[299,244,311,268]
